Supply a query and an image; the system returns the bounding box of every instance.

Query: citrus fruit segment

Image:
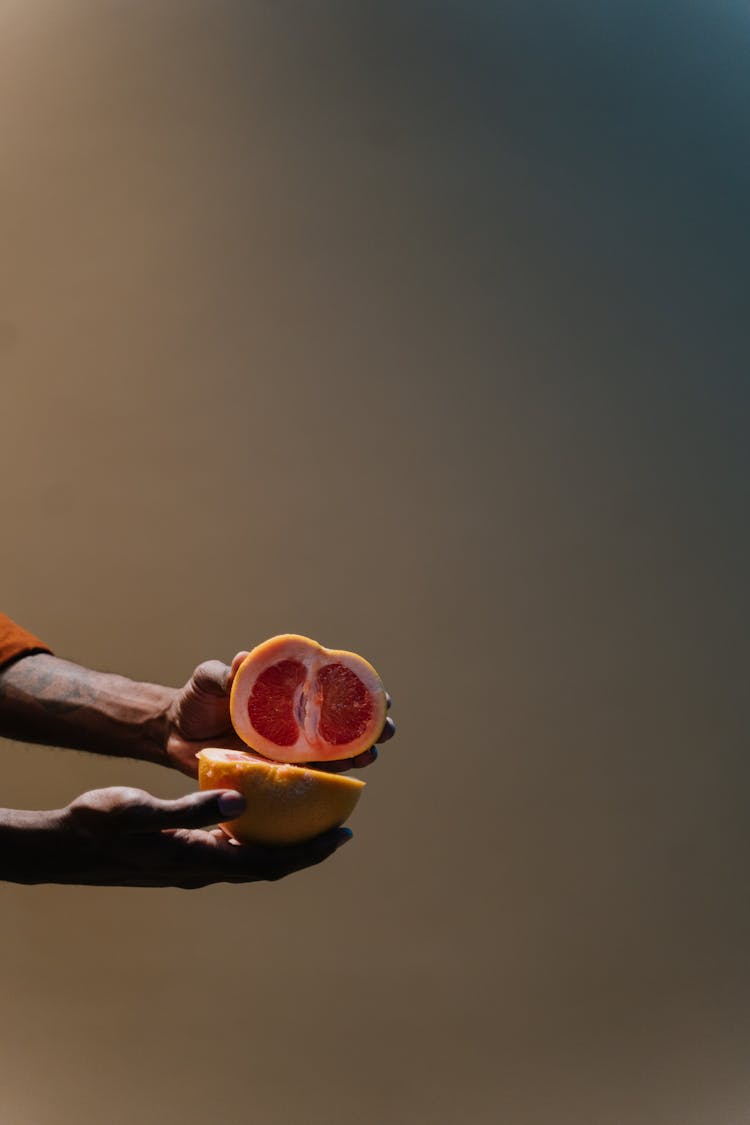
[197,748,365,846]
[230,634,387,763]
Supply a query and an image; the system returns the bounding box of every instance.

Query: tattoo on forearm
[1,660,99,716]
[0,654,172,761]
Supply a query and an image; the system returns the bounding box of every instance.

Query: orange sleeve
[0,612,52,670]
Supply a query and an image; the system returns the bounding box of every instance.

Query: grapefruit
[229,634,387,764]
[197,748,365,846]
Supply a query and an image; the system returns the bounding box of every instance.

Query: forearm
[0,806,71,884]
[0,653,174,766]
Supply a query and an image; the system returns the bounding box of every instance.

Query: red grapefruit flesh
[197,748,365,846]
[230,634,387,763]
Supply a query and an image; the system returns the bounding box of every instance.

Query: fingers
[351,747,378,769]
[302,694,395,773]
[222,827,353,882]
[185,652,247,702]
[229,651,250,681]
[310,747,378,773]
[189,659,234,698]
[117,788,247,833]
[265,828,353,880]
[314,715,394,772]
[167,824,353,886]
[377,717,396,744]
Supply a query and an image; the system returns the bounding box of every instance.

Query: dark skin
[0,651,395,888]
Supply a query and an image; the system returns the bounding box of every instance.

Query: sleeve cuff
[0,614,53,672]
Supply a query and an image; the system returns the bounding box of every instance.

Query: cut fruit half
[197,748,365,846]
[230,634,387,763]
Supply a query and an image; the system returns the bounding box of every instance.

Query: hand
[8,786,352,888]
[164,652,396,778]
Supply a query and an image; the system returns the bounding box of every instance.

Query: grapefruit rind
[197,747,365,847]
[229,634,387,763]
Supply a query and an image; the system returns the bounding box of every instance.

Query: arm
[0,653,174,768]
[0,786,351,887]
[0,651,396,777]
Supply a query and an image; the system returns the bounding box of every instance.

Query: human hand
[6,786,352,888]
[164,652,395,778]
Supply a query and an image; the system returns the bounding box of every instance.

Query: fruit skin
[197,748,365,847]
[229,634,388,764]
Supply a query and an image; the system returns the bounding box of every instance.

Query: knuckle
[68,789,105,814]
[66,789,116,836]
[191,660,228,695]
[115,787,149,811]
[67,786,150,837]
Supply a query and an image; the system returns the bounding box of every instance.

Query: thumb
[189,659,234,698]
[126,789,246,832]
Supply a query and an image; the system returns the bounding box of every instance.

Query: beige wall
[2,3,749,1123]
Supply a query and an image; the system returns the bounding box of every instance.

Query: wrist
[104,677,176,767]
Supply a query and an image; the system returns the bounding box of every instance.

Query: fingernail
[336,828,353,846]
[217,791,245,816]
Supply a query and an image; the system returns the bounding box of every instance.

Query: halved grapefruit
[197,748,365,846]
[229,634,387,764]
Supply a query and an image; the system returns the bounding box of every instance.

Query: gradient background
[2,3,750,1123]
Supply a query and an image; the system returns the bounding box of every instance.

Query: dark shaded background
[2,3,749,1122]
